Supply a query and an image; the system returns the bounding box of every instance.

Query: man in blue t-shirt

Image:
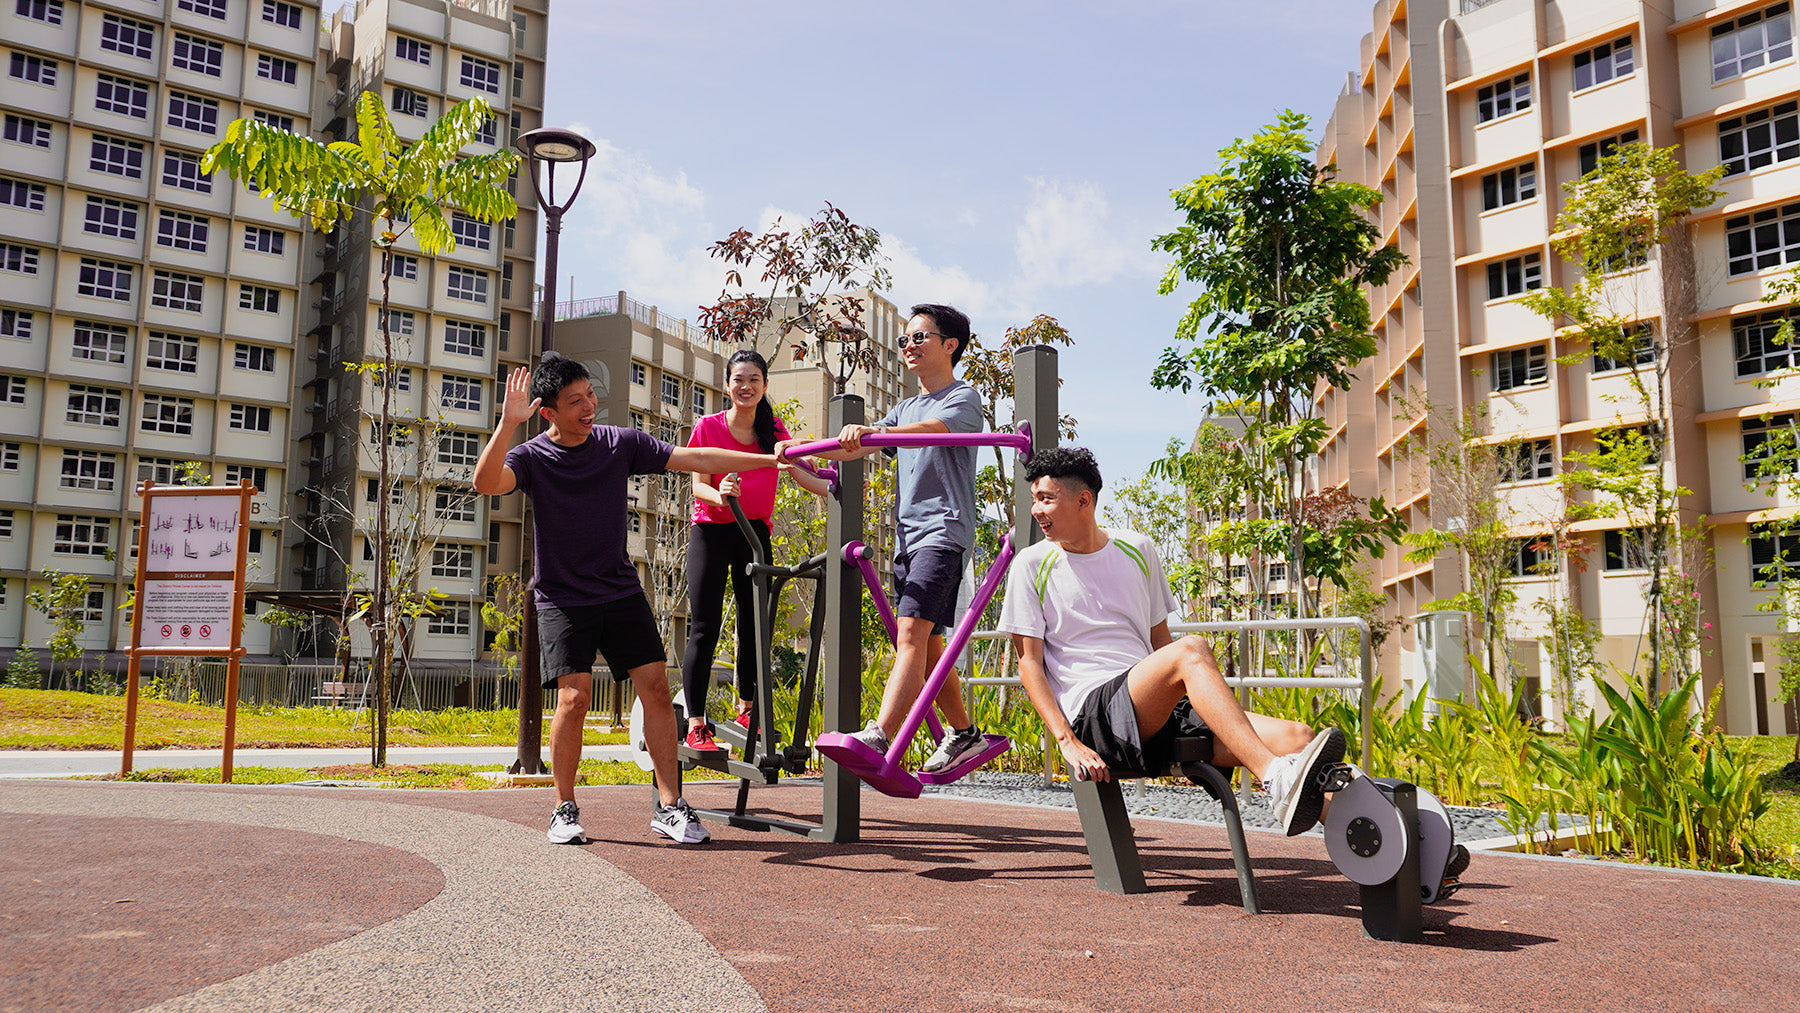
[777,303,991,774]
[475,353,777,847]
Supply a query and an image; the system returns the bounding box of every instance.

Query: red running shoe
[733,703,753,730]
[684,725,723,752]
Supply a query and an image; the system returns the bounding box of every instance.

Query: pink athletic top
[688,410,792,525]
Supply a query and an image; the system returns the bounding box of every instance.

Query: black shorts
[1070,667,1211,775]
[893,546,965,635]
[537,592,666,689]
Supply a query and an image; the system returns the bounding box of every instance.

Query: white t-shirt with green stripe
[996,529,1179,719]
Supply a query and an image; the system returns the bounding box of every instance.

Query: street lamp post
[509,127,597,776]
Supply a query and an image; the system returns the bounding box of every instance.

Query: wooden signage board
[121,481,253,781]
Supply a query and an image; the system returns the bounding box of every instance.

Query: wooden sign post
[121,481,253,782]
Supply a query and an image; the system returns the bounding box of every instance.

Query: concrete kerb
[0,780,765,1013]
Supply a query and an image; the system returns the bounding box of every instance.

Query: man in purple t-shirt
[475,353,777,847]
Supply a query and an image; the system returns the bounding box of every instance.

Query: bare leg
[876,619,971,737]
[549,672,591,804]
[628,661,682,808]
[926,635,973,730]
[1123,636,1312,780]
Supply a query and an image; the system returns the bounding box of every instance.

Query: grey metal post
[819,393,864,842]
[1011,344,1058,545]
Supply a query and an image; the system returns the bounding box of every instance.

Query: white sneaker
[921,726,986,773]
[651,798,711,845]
[849,722,891,754]
[1264,728,1346,836]
[547,800,587,844]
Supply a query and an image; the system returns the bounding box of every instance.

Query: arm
[775,417,953,463]
[1013,634,1111,782]
[473,365,537,495]
[666,445,775,476]
[691,470,741,509]
[1149,620,1174,652]
[782,460,830,496]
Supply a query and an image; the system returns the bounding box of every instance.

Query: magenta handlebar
[783,422,1033,462]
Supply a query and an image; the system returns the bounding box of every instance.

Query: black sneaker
[651,798,711,845]
[547,800,587,844]
[921,726,986,773]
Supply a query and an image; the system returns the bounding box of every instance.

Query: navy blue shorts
[1070,667,1211,774]
[536,591,665,689]
[892,546,965,635]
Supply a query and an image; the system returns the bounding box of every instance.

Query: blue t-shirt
[505,427,672,608]
[878,378,984,556]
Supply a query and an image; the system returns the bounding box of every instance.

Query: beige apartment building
[0,0,546,672]
[1322,0,1800,735]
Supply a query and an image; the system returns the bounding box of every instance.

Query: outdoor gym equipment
[779,426,1033,799]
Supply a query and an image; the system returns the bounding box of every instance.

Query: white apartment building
[0,0,546,673]
[1322,0,1800,735]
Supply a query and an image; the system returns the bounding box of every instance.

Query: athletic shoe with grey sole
[1264,727,1346,836]
[922,725,987,773]
[547,800,588,845]
[651,798,711,845]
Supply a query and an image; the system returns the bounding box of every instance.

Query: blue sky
[536,2,1379,484]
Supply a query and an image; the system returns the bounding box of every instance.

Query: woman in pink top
[681,349,828,751]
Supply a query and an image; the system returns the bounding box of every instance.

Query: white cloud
[1012,177,1160,291]
[882,233,1002,320]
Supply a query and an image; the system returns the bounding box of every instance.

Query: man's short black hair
[1025,446,1103,499]
[910,303,971,366]
[532,351,590,408]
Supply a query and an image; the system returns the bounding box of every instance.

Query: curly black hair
[1024,446,1103,498]
[531,351,590,408]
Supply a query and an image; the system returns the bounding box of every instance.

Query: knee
[1179,636,1219,672]
[556,686,592,715]
[1271,720,1314,756]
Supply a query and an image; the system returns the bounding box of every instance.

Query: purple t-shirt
[505,427,673,608]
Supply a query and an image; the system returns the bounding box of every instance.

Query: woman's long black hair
[726,349,777,453]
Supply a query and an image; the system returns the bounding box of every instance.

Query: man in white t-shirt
[996,447,1345,836]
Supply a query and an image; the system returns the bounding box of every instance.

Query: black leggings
[681,519,771,719]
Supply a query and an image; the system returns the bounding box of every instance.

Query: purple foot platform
[814,731,922,799]
[916,733,1011,785]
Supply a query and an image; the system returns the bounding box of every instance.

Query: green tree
[1520,142,1724,702]
[25,570,92,688]
[1151,110,1408,617]
[204,92,518,765]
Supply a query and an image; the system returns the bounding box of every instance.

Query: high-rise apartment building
[0,0,546,672]
[1322,0,1800,735]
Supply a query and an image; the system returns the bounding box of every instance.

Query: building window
[53,515,111,556]
[1485,252,1543,299]
[162,150,213,192]
[389,254,418,280]
[229,403,272,432]
[1573,37,1633,91]
[1481,162,1536,211]
[1726,202,1800,276]
[140,394,194,435]
[446,267,488,303]
[145,332,199,374]
[100,13,154,59]
[500,261,514,301]
[78,259,133,301]
[427,602,471,636]
[1597,424,1661,465]
[395,36,431,64]
[3,308,35,341]
[223,464,268,491]
[436,489,476,523]
[151,270,205,312]
[440,376,482,412]
[16,0,62,26]
[95,73,151,119]
[392,86,427,118]
[0,243,39,275]
[431,546,475,579]
[234,343,276,372]
[451,213,491,251]
[166,91,220,134]
[0,509,10,536]
[661,375,680,407]
[630,410,645,431]
[170,33,222,76]
[1713,3,1793,83]
[1497,439,1554,483]
[252,110,294,133]
[66,385,123,428]
[1266,561,1287,583]
[90,134,147,178]
[256,53,298,85]
[475,115,497,146]
[512,60,526,99]
[0,176,46,212]
[59,449,117,492]
[262,1,301,30]
[72,321,128,363]
[240,226,283,255]
[693,385,707,416]
[1508,537,1553,577]
[386,309,415,336]
[155,210,209,252]
[137,457,186,486]
[0,442,16,471]
[459,55,501,94]
[1719,101,1799,176]
[9,52,56,87]
[1750,522,1800,585]
[4,113,51,149]
[631,363,646,386]
[373,366,411,392]
[83,197,141,241]
[1741,413,1798,480]
[1491,344,1548,392]
[1578,130,1639,176]
[178,0,227,18]
[443,321,486,357]
[1477,74,1530,123]
[238,284,280,314]
[1592,324,1657,372]
[0,374,24,405]
[437,432,482,467]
